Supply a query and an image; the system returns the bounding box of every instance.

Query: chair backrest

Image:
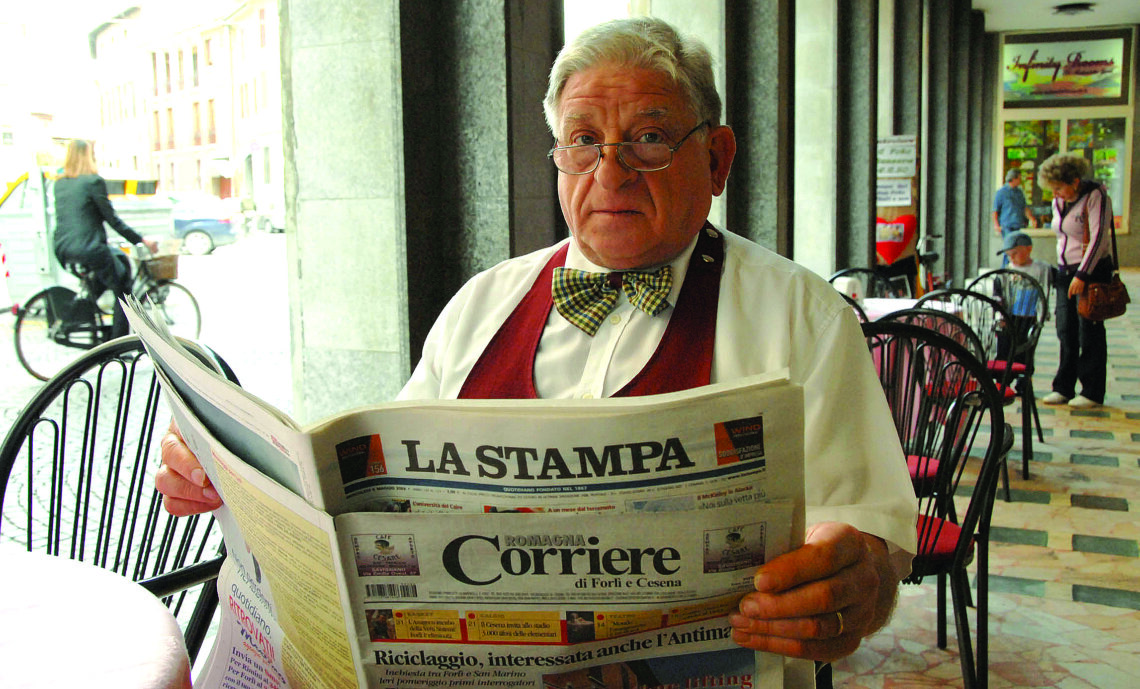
[915,288,1017,386]
[876,307,986,362]
[968,268,1050,358]
[0,335,238,662]
[861,321,1005,579]
[829,267,906,298]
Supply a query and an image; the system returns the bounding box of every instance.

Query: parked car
[167,192,243,255]
[258,204,285,233]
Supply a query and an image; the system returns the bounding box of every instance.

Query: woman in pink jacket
[1037,152,1115,409]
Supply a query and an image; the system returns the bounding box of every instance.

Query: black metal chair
[874,307,1013,500]
[876,307,986,362]
[968,268,1052,480]
[862,321,1005,689]
[916,289,1027,485]
[0,335,239,662]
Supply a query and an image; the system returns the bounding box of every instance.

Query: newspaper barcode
[366,583,419,598]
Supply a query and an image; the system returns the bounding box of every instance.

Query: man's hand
[728,522,900,662]
[155,419,223,516]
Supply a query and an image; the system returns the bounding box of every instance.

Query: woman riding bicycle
[53,139,156,337]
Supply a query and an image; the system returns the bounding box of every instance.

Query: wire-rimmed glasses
[547,121,711,175]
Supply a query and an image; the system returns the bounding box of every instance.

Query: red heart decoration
[876,214,918,265]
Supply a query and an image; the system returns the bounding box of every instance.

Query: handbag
[1076,197,1130,321]
[1079,273,1130,320]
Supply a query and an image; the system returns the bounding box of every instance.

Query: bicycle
[13,244,201,380]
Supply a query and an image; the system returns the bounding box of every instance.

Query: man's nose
[593,146,638,189]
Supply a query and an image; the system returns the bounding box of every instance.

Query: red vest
[459,226,724,399]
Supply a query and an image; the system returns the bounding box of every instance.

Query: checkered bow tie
[551,266,673,336]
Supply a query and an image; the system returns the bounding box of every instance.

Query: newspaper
[124,299,807,689]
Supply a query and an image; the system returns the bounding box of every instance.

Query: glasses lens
[552,145,600,173]
[620,142,671,171]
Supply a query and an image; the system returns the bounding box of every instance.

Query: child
[1000,231,1051,308]
[992,232,1053,386]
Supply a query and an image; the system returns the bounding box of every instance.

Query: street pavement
[178,229,293,415]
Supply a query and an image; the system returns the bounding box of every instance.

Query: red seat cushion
[908,454,938,479]
[987,360,1027,375]
[907,454,938,495]
[927,377,1015,402]
[925,379,978,398]
[916,514,973,560]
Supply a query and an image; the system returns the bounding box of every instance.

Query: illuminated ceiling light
[1052,2,1096,15]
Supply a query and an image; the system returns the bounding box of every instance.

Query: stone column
[399,0,561,362]
[725,0,794,255]
[281,0,410,422]
[792,0,839,277]
[281,1,560,422]
[834,0,879,269]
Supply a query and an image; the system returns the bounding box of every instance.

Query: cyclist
[53,139,156,337]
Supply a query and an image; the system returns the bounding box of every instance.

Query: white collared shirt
[534,233,698,399]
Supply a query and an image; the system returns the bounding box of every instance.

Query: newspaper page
[312,378,805,689]
[161,369,806,689]
[162,374,364,689]
[308,372,804,526]
[337,508,791,689]
[124,298,334,507]
[191,377,803,689]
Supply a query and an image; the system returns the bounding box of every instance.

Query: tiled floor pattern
[832,268,1140,688]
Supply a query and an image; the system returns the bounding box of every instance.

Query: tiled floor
[832,268,1140,688]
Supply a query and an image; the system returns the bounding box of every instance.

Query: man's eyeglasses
[548,121,711,175]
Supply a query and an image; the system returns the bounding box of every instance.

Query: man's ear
[708,126,737,197]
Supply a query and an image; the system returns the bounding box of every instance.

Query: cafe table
[861,296,961,322]
[0,546,192,689]
[861,297,920,321]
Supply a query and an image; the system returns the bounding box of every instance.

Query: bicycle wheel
[143,281,201,339]
[14,288,101,381]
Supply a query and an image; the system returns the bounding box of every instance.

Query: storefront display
[1003,119,1059,226]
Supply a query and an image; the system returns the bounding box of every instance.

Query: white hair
[543,16,721,136]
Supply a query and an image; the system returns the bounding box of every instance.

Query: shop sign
[876,135,916,178]
[876,179,912,207]
[1003,28,1132,108]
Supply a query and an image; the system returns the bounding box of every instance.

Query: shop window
[1003,120,1059,225]
[1066,118,1126,221]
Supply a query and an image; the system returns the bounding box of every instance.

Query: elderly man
[158,16,916,684]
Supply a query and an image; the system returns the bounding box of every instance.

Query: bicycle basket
[144,254,179,280]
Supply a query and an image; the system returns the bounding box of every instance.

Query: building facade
[89,0,283,228]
